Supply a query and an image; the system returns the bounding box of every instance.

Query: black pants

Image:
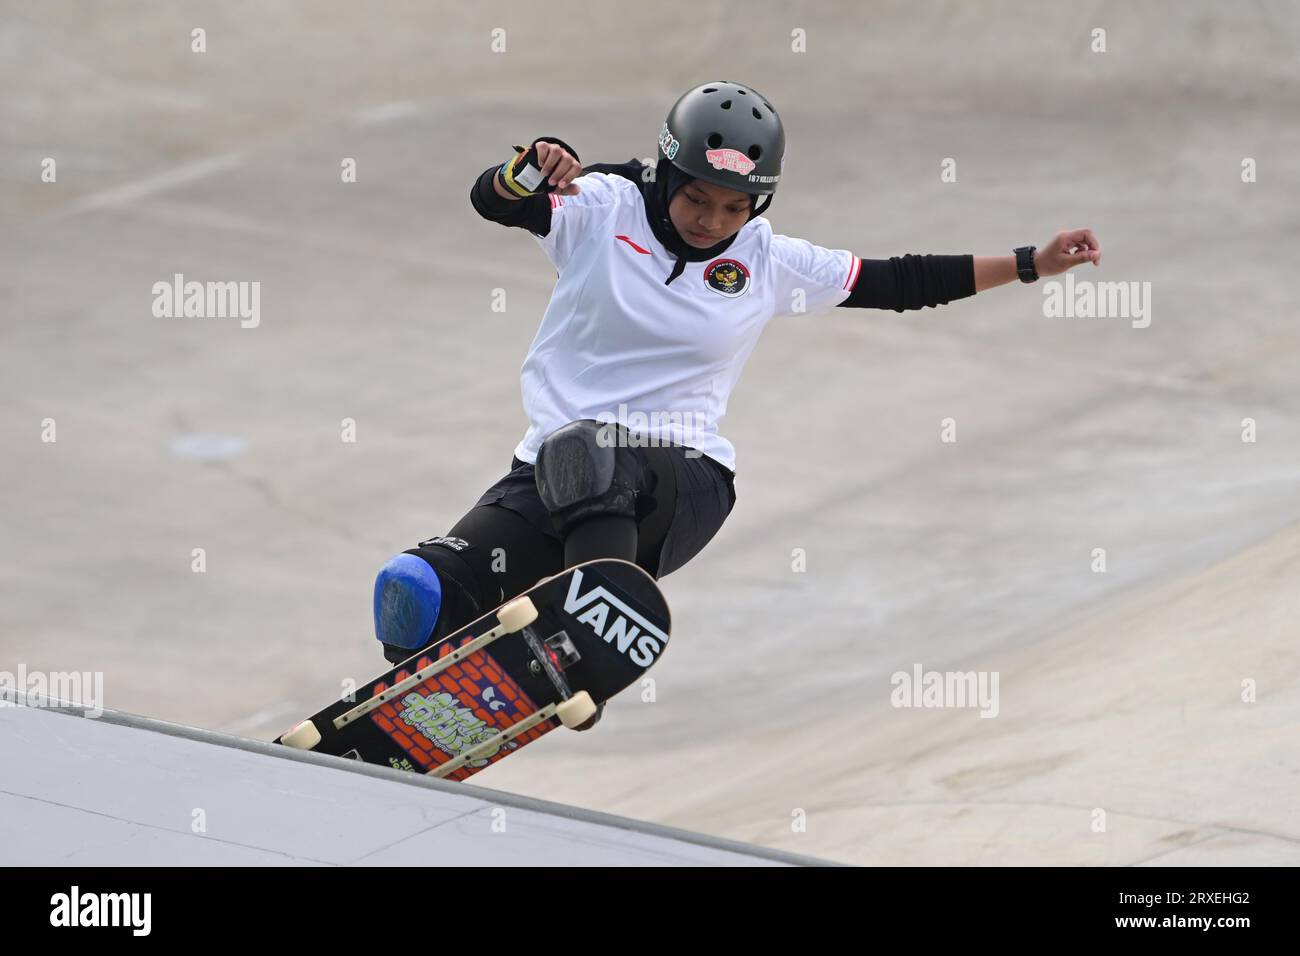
[396,444,736,654]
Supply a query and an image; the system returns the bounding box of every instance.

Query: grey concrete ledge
[0,691,839,867]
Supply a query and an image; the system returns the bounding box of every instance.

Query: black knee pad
[534,420,643,537]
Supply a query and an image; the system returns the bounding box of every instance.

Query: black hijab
[636,157,765,285]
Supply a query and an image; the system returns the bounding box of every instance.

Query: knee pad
[534,419,641,537]
[375,546,489,664]
[373,553,443,656]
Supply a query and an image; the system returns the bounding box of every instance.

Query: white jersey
[515,171,861,474]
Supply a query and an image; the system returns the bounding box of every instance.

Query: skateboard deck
[274,559,671,781]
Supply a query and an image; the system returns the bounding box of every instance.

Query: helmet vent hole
[720,99,732,110]
[702,87,717,94]
[707,133,723,148]
[751,107,761,120]
[748,145,762,161]
[763,102,774,113]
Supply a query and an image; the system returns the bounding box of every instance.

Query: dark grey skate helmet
[657,80,784,216]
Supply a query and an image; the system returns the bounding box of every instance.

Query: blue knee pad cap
[373,553,442,651]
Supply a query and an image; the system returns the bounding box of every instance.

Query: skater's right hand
[533,141,583,195]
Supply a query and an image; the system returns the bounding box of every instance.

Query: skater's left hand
[1034,228,1102,276]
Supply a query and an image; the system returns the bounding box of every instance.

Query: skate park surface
[3,1,1298,865]
[0,698,825,866]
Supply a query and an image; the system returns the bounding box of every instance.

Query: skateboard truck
[517,625,595,725]
[523,627,579,692]
[544,630,581,670]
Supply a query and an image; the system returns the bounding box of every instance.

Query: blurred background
[3,0,1298,864]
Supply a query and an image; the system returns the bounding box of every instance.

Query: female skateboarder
[372,81,1101,731]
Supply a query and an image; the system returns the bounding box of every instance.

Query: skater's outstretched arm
[831,230,1101,311]
[769,229,1100,317]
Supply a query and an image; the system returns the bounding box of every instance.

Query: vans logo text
[562,568,667,667]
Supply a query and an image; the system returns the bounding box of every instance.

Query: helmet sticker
[658,123,680,160]
[705,148,756,176]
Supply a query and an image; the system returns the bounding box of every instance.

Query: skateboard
[274,559,671,781]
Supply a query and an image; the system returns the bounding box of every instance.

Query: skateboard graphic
[275,559,671,781]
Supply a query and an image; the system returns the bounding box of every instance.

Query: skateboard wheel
[556,691,597,729]
[497,596,538,632]
[281,720,322,750]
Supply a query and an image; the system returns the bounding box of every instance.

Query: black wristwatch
[1014,245,1039,283]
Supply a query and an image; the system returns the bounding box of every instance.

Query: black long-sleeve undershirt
[843,254,975,311]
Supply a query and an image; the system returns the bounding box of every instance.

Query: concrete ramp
[485,521,1300,866]
[0,699,828,866]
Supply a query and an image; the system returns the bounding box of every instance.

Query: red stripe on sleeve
[843,255,862,290]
